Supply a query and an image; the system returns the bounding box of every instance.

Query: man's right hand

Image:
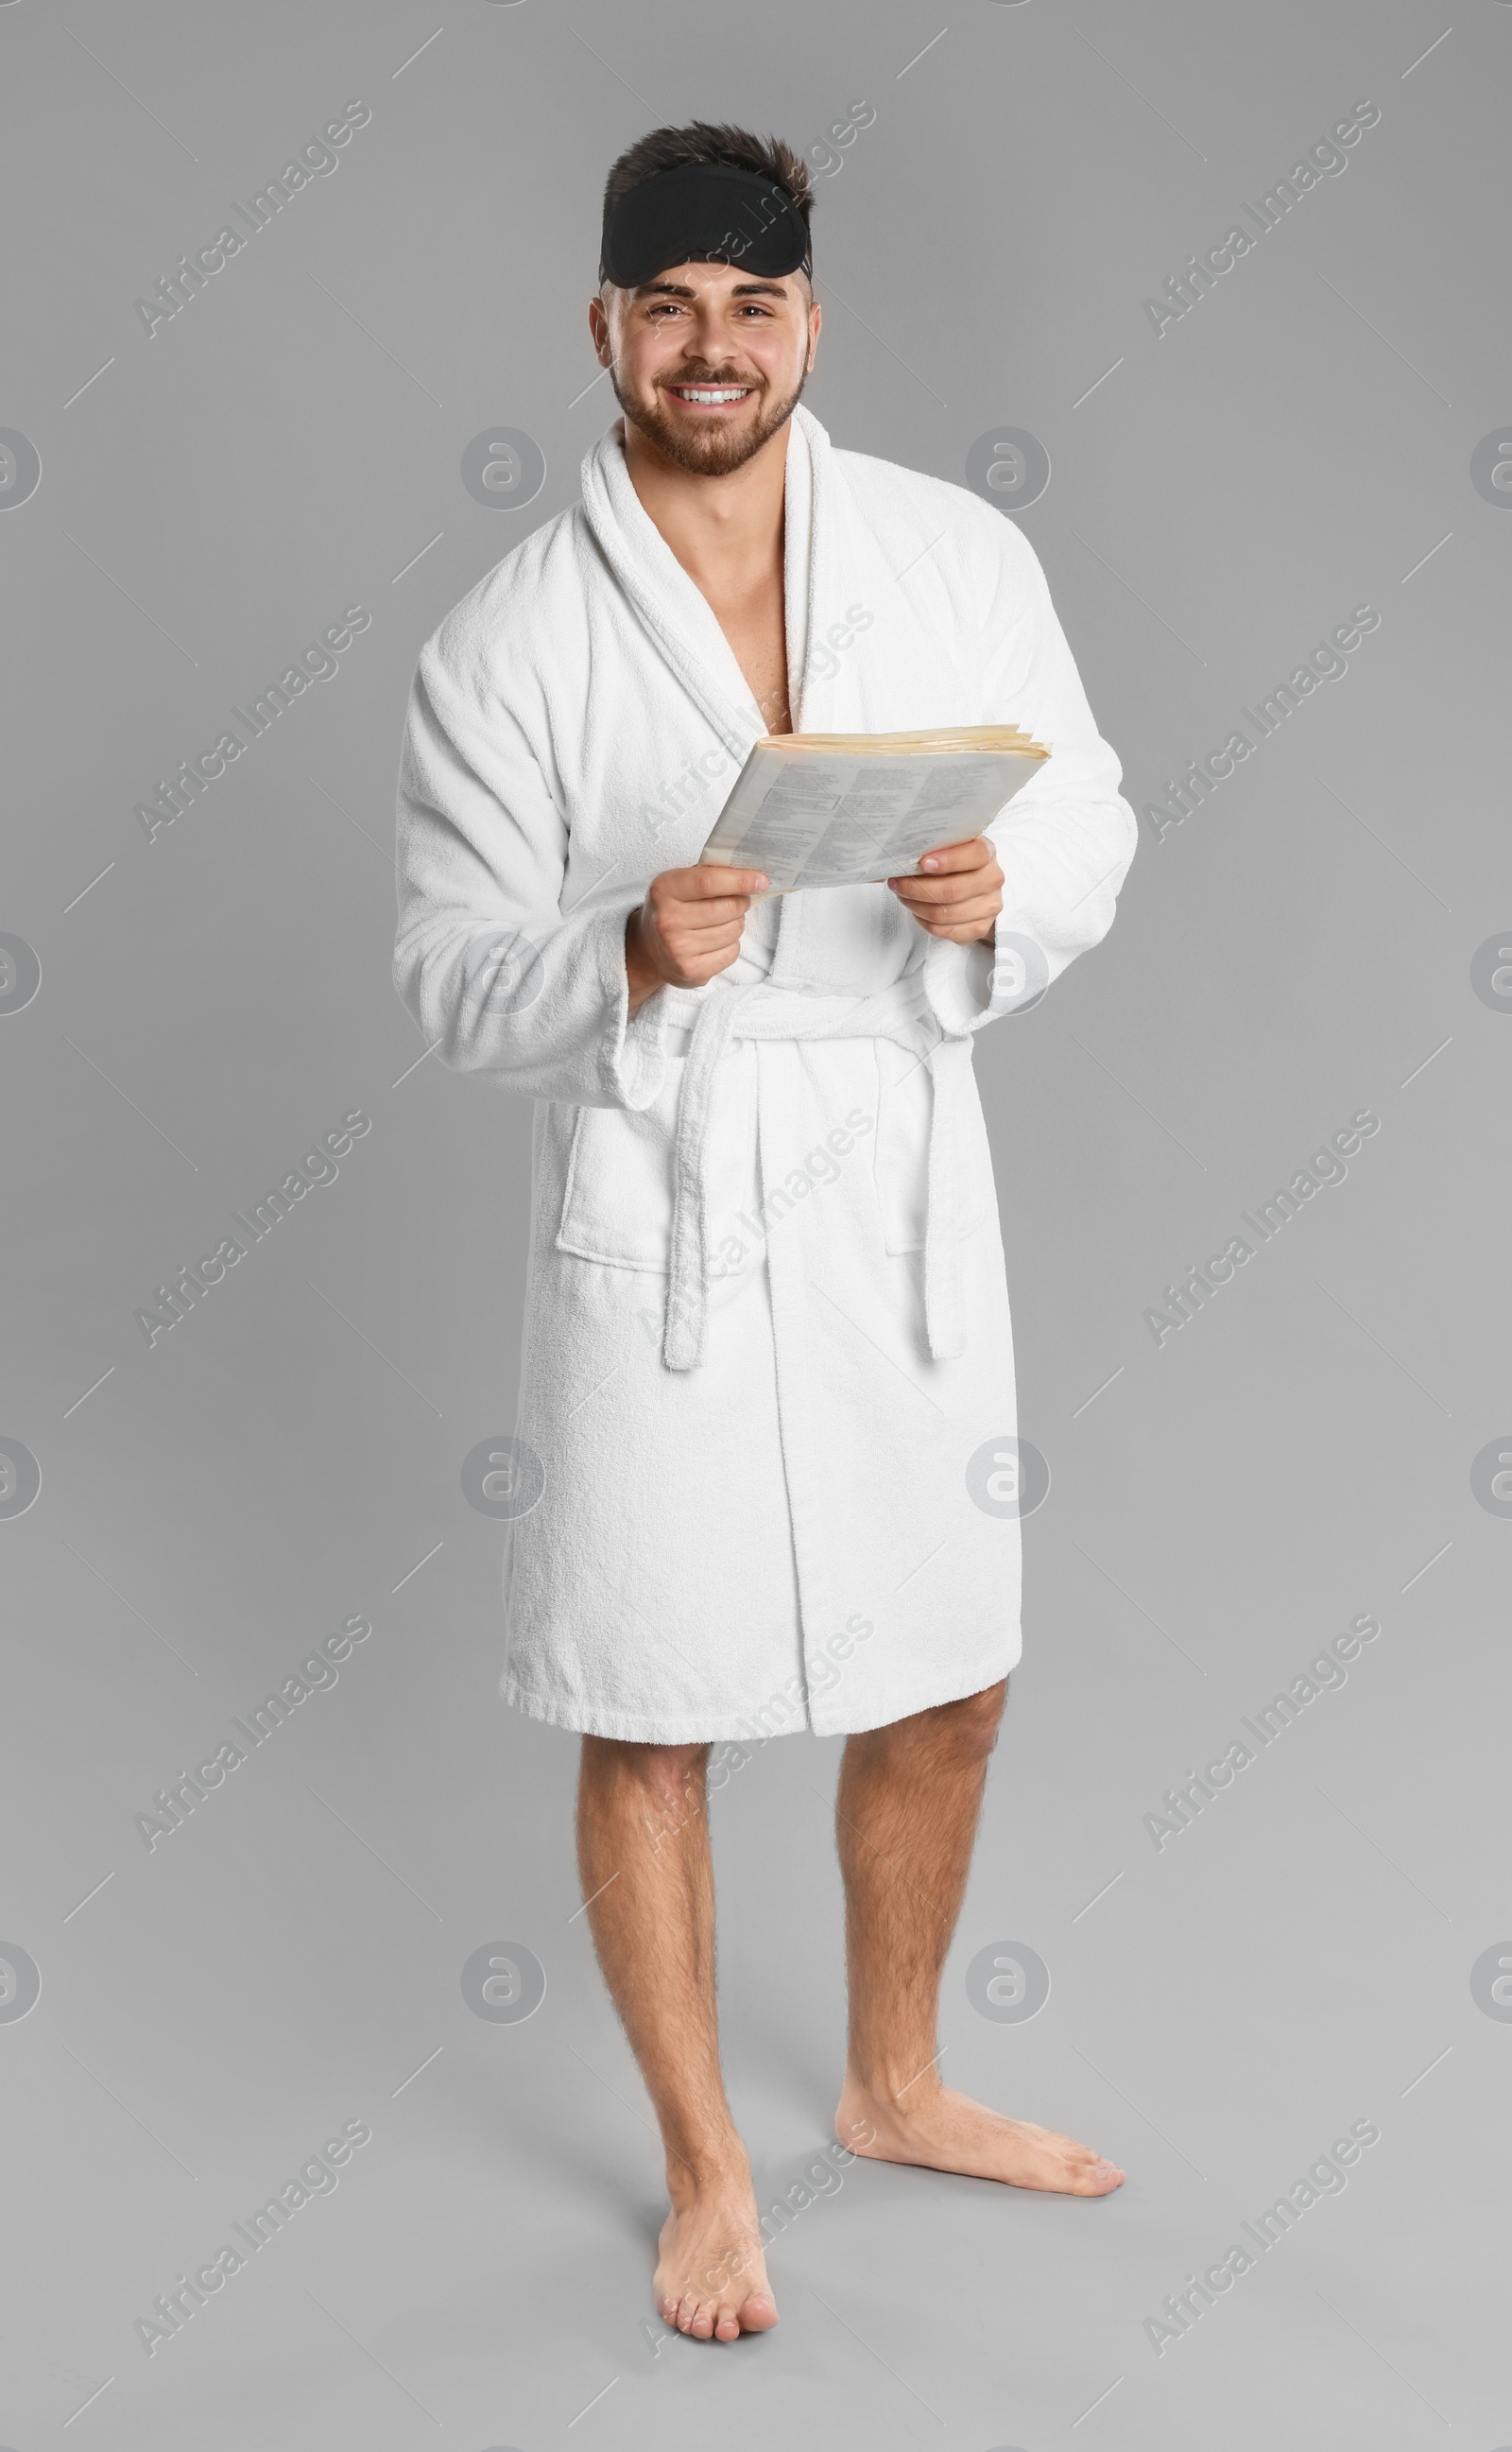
[624,865,769,1016]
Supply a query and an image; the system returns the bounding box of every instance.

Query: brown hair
[599,120,815,285]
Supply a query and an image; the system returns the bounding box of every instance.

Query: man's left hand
[886,833,1003,945]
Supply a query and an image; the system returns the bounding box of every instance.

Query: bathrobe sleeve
[392,621,670,1111]
[919,513,1138,1038]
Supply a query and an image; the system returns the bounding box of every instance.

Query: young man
[393,122,1137,2344]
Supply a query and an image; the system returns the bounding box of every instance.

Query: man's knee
[583,1734,710,1816]
[931,1678,1008,1761]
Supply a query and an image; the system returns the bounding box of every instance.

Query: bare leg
[576,1735,779,2340]
[833,1681,1125,2195]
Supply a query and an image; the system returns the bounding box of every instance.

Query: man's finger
[662,922,751,955]
[675,865,769,899]
[892,834,990,879]
[890,864,1003,907]
[912,901,1002,934]
[894,885,1003,931]
[659,906,753,937]
[656,902,759,936]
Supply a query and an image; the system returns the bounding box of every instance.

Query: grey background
[1,0,1507,2443]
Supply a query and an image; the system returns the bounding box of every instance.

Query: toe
[714,2307,741,2341]
[689,2298,715,2340]
[676,2290,697,2333]
[741,2292,780,2331]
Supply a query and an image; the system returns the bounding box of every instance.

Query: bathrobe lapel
[576,403,843,752]
[576,403,846,995]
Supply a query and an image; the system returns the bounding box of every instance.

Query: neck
[619,414,789,603]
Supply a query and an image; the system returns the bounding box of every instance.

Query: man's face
[590,259,820,477]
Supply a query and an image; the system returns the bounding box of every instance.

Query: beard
[611,355,810,477]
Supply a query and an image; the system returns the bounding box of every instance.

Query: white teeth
[674,387,748,403]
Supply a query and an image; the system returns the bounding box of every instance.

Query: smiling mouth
[664,383,756,408]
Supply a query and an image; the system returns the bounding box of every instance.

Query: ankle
[842,2057,944,2119]
[665,2137,750,2203]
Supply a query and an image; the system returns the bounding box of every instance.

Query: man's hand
[886,833,1003,945]
[625,864,769,1016]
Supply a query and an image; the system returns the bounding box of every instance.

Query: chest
[705,570,792,737]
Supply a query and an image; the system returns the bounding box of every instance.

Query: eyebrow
[633,276,793,301]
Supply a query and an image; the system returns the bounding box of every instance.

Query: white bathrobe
[392,404,1136,1743]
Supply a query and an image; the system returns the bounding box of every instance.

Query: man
[393,121,1137,2345]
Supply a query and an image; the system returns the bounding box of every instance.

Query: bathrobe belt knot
[662,976,972,1372]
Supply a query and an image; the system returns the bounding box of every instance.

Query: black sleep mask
[600,162,810,288]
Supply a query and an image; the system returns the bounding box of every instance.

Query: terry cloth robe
[392,403,1137,1744]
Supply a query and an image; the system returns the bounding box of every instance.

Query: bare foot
[835,2078,1125,2196]
[654,2160,780,2342]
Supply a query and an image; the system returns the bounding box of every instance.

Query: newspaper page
[698,743,1048,894]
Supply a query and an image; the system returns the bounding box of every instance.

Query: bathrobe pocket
[555,1082,679,1272]
[871,1039,995,1254]
[554,1042,762,1273]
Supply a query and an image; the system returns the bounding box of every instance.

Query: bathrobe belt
[662,978,973,1373]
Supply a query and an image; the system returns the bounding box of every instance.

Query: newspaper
[698,734,1049,894]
